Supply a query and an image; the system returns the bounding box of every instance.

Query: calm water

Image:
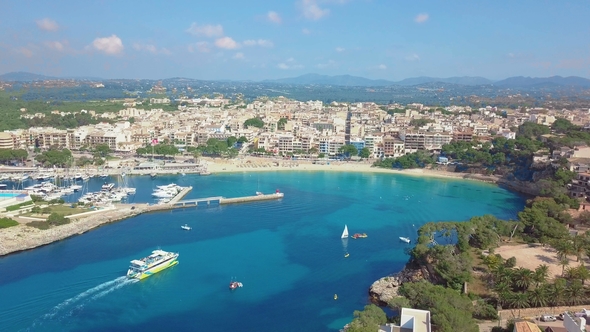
[0,172,525,331]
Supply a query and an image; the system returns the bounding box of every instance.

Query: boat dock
[171,192,284,207]
[168,186,193,204]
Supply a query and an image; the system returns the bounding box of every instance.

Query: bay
[0,171,525,331]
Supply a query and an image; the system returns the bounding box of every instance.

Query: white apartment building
[278,135,294,154]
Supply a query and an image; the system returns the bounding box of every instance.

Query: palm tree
[570,234,587,262]
[549,278,567,306]
[577,265,590,285]
[508,292,530,317]
[559,257,570,276]
[565,280,585,306]
[534,265,549,287]
[528,287,549,308]
[515,268,534,291]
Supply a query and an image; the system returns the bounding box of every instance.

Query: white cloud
[267,11,282,24]
[405,54,420,61]
[299,0,330,20]
[36,18,59,31]
[215,37,239,49]
[233,52,245,60]
[45,41,65,51]
[188,41,211,53]
[243,39,274,48]
[377,64,387,70]
[414,13,429,23]
[302,28,311,35]
[92,35,124,55]
[186,23,224,37]
[133,43,171,55]
[335,47,345,52]
[16,47,34,58]
[317,60,336,69]
[278,58,303,70]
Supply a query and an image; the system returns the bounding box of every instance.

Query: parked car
[540,315,557,322]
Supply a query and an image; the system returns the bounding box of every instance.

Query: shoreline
[0,159,503,257]
[202,157,501,184]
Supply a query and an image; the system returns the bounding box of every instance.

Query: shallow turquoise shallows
[0,172,526,331]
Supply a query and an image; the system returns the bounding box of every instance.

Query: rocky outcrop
[369,268,424,306]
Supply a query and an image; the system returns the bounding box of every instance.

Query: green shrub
[27,220,50,230]
[47,213,69,226]
[31,206,41,214]
[5,200,34,211]
[473,301,499,320]
[30,195,44,202]
[504,257,517,268]
[41,207,52,214]
[0,217,18,228]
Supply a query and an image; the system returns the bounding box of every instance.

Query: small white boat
[399,237,411,244]
[181,224,191,231]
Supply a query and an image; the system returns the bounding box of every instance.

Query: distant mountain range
[2,71,590,88]
[492,76,590,88]
[0,71,102,81]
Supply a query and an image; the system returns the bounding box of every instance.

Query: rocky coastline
[0,204,150,256]
[369,267,425,306]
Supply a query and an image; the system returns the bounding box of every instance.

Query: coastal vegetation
[0,148,28,165]
[0,217,18,228]
[4,200,34,211]
[359,189,590,331]
[34,148,73,168]
[346,304,387,332]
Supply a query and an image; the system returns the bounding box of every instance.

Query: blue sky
[1,0,589,81]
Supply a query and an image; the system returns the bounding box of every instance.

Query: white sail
[341,225,349,239]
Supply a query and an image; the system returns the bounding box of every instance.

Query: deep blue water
[0,172,526,331]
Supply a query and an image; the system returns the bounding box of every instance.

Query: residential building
[379,308,431,332]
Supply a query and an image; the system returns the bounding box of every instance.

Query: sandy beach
[201,156,501,183]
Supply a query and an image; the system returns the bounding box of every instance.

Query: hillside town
[1,96,588,162]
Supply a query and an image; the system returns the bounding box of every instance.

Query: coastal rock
[369,268,423,306]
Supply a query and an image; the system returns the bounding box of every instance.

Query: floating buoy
[334,294,338,300]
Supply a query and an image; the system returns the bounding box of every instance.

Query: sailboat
[341,225,349,239]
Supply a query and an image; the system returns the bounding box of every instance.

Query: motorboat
[352,233,368,239]
[181,224,191,230]
[399,237,411,244]
[229,281,243,290]
[101,182,115,191]
[70,184,83,192]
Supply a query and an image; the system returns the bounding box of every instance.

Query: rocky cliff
[369,268,424,306]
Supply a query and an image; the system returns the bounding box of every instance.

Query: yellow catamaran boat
[126,249,179,280]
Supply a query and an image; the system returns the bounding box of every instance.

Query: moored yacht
[101,182,115,191]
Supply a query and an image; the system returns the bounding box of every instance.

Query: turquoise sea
[0,172,526,331]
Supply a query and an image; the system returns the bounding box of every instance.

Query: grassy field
[22,204,89,218]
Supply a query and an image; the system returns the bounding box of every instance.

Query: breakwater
[0,192,284,256]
